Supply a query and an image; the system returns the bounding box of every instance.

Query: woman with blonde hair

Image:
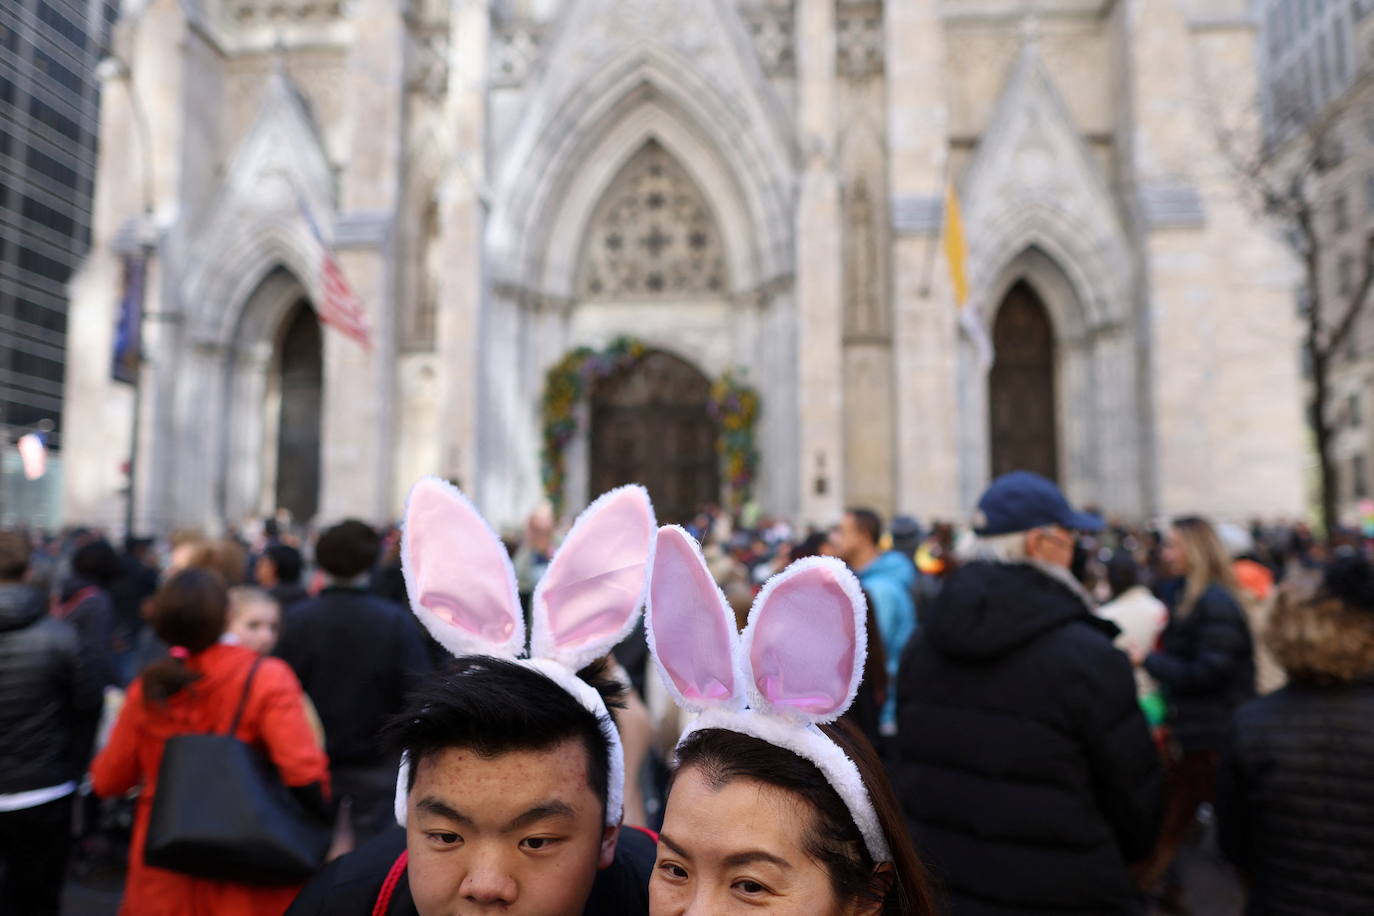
[1138,516,1256,893]
[1217,554,1374,914]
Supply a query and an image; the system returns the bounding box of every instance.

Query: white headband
[646,528,893,863]
[395,478,656,827]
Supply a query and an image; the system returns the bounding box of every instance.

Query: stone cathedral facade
[64,0,1308,534]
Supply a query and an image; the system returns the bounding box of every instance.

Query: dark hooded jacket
[1145,579,1255,753]
[0,583,104,794]
[895,560,1162,916]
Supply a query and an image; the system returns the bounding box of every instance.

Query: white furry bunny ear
[739,556,868,725]
[529,485,656,671]
[401,477,524,659]
[645,525,745,713]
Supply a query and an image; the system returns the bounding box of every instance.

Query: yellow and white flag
[944,181,994,369]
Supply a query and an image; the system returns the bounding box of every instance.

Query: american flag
[299,199,371,350]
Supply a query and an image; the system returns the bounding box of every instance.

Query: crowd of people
[0,470,1371,915]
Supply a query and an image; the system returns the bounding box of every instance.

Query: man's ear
[598,823,621,870]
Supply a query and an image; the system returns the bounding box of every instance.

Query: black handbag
[143,657,331,883]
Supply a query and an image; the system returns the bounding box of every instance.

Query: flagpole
[99,49,157,539]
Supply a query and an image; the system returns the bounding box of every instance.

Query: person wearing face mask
[893,471,1163,915]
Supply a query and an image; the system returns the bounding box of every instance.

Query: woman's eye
[427,831,461,847]
[733,879,769,896]
[657,862,689,881]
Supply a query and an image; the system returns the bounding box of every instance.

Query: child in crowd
[224,586,282,655]
[224,586,325,750]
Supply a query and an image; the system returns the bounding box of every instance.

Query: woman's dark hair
[673,721,935,916]
[140,568,229,705]
[72,538,123,586]
[384,656,626,819]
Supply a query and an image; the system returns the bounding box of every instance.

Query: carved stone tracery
[577,143,728,299]
[837,2,884,80]
[223,0,346,26]
[742,3,795,78]
[490,22,544,88]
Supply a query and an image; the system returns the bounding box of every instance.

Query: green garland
[708,371,760,513]
[539,340,761,515]
[540,337,648,514]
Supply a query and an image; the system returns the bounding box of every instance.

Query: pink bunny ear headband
[396,477,656,828]
[647,526,893,863]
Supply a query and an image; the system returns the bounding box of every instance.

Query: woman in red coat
[93,568,329,915]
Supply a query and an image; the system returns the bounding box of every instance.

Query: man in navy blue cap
[891,471,1162,916]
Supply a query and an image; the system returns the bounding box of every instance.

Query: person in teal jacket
[830,508,917,732]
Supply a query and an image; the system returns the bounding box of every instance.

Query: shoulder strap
[227,656,265,736]
[372,850,409,916]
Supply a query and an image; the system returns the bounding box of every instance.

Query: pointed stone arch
[157,70,337,529]
[952,44,1146,515]
[180,69,335,349]
[576,140,728,300]
[489,43,797,299]
[959,44,1134,338]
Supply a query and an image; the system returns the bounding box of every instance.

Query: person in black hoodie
[0,531,104,914]
[276,520,432,846]
[1138,516,1255,893]
[1216,554,1374,915]
[895,472,1162,915]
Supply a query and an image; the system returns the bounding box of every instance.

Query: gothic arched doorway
[275,302,322,522]
[989,281,1058,481]
[590,350,718,524]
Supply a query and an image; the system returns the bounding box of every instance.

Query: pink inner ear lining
[679,679,731,702]
[748,567,858,718]
[649,526,740,705]
[537,487,654,655]
[422,591,517,642]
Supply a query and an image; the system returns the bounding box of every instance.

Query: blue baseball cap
[973,471,1104,536]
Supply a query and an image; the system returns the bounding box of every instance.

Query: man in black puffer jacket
[895,472,1162,915]
[0,531,104,913]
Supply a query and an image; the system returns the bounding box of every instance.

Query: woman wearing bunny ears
[288,478,662,916]
[644,527,935,915]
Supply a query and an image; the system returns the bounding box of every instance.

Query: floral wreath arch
[539,336,760,516]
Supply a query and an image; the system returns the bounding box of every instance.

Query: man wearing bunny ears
[288,478,660,915]
[287,657,656,915]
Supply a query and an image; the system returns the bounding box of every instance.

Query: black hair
[1106,550,1140,599]
[264,543,304,584]
[73,538,123,586]
[384,656,626,817]
[674,723,935,916]
[315,520,381,579]
[790,531,830,561]
[1323,553,1374,613]
[846,508,883,547]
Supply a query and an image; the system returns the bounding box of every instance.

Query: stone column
[794,0,844,526]
[886,0,961,519]
[319,0,405,524]
[435,0,489,506]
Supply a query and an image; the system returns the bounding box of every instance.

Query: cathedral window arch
[576,141,728,299]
